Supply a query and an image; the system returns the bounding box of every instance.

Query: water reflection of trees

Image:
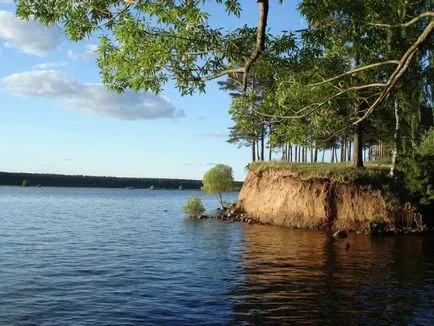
[230,225,434,324]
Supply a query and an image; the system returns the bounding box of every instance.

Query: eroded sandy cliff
[236,169,419,231]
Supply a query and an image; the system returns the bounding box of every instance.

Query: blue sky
[0,1,305,181]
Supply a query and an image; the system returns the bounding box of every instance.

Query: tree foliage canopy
[202,164,234,207]
[202,164,234,194]
[15,1,434,196]
[17,0,279,94]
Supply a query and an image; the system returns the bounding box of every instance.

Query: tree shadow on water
[229,226,434,325]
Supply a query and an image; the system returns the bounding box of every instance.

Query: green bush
[182,196,205,217]
[399,128,434,206]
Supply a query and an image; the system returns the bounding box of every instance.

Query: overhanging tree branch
[353,19,434,124]
[307,60,400,87]
[201,68,245,82]
[369,11,434,28]
[242,0,269,91]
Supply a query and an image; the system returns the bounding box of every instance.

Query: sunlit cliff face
[236,169,418,231]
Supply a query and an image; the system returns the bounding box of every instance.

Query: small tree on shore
[202,164,234,208]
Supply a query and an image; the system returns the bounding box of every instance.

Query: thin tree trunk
[309,144,313,163]
[313,141,318,163]
[322,149,325,163]
[347,140,352,162]
[353,123,363,167]
[294,145,298,163]
[297,145,301,163]
[260,126,265,161]
[341,136,346,162]
[218,193,224,208]
[252,140,256,162]
[331,146,335,163]
[289,144,292,162]
[353,21,364,168]
[268,139,272,161]
[301,146,305,163]
[378,141,382,159]
[390,100,400,177]
[256,140,260,161]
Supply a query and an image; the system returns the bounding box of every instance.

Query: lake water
[1,186,433,325]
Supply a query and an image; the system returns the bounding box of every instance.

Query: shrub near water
[401,129,434,205]
[182,196,205,217]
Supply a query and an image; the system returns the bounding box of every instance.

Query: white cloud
[67,44,98,61]
[183,162,217,167]
[195,131,227,138]
[32,61,67,70]
[2,70,184,120]
[0,11,60,56]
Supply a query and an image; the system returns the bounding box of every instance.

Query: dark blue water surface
[1,186,433,325]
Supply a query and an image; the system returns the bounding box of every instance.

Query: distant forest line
[0,171,243,190]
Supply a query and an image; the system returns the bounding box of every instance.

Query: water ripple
[0,187,433,325]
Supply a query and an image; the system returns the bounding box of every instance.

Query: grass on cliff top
[249,161,391,186]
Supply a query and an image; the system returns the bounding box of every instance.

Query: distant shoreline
[0,171,243,190]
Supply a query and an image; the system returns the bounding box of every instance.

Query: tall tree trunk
[331,146,335,163]
[268,139,272,161]
[353,123,363,167]
[347,140,352,162]
[252,140,256,162]
[302,146,305,163]
[294,145,298,163]
[352,20,364,168]
[340,136,346,162]
[298,145,302,163]
[313,141,318,163]
[322,149,325,163]
[288,143,292,162]
[309,144,313,163]
[256,140,260,161]
[260,126,265,161]
[378,141,382,159]
[390,100,400,177]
